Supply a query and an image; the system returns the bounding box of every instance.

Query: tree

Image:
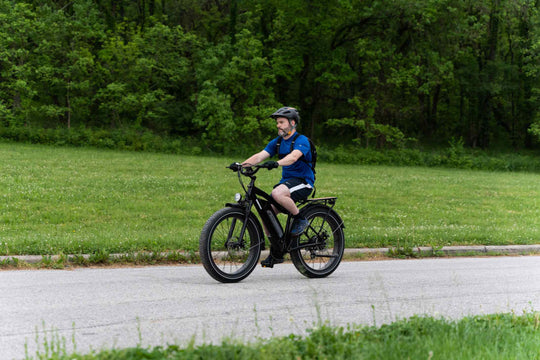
[1,0,540,152]
[327,96,408,148]
[31,1,106,128]
[192,28,279,151]
[0,1,37,126]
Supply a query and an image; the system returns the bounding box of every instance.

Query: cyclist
[241,107,314,267]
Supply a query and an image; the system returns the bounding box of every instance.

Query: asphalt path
[2,256,540,359]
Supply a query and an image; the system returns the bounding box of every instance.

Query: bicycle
[199,162,345,283]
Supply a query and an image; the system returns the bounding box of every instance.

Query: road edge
[2,244,540,266]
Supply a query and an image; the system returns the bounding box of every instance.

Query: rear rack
[298,197,337,206]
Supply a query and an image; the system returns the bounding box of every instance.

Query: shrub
[1,125,540,172]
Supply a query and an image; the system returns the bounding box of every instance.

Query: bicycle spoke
[200,208,261,282]
[289,206,344,277]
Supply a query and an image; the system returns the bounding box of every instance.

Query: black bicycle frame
[226,164,342,254]
[245,175,291,242]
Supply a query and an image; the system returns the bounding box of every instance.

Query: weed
[88,250,111,265]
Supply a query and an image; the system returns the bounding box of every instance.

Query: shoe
[261,254,284,268]
[291,218,309,236]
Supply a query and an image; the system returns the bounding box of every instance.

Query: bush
[0,126,208,155]
[1,125,540,172]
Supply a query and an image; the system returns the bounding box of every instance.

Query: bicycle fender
[225,202,243,208]
[299,204,345,229]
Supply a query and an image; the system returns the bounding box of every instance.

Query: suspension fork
[238,201,255,247]
[225,174,261,248]
[226,217,238,244]
[222,199,257,250]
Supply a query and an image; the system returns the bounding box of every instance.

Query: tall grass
[26,313,540,359]
[1,142,539,256]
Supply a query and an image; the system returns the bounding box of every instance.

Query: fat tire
[289,205,344,278]
[199,207,262,283]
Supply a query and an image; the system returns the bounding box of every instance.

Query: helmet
[270,107,300,124]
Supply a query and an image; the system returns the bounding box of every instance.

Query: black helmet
[270,107,300,123]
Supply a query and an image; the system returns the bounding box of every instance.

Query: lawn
[1,142,539,256]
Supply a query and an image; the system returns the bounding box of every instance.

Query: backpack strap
[276,133,316,198]
[277,133,300,159]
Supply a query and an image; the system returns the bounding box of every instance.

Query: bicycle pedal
[261,256,283,268]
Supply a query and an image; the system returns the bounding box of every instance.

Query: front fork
[225,201,266,251]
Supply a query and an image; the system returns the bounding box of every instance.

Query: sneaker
[291,218,309,236]
[261,254,284,268]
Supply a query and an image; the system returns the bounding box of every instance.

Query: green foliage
[328,96,410,149]
[192,28,279,151]
[1,0,540,151]
[2,124,540,171]
[27,313,540,359]
[0,126,206,154]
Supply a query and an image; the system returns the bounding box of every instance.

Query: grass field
[1,142,539,256]
[28,313,540,359]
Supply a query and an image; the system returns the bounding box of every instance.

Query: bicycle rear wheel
[289,205,345,278]
[199,207,262,283]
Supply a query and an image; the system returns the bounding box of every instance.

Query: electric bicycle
[199,163,345,283]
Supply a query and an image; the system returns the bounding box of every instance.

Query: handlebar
[227,161,279,201]
[227,162,276,176]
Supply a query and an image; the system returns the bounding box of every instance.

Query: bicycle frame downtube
[247,185,288,241]
[234,168,299,246]
[226,183,285,248]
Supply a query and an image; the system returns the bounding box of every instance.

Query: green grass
[1,142,539,256]
[327,163,540,248]
[27,313,540,359]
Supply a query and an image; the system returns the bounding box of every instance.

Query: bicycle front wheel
[290,206,345,278]
[199,207,262,283]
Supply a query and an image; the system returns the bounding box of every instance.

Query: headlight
[234,193,242,202]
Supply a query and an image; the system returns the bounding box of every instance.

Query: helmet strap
[289,119,297,133]
[283,120,296,137]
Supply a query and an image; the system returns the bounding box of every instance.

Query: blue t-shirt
[264,133,315,187]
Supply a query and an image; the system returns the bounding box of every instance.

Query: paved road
[2,256,540,359]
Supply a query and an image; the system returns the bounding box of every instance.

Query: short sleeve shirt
[264,133,315,187]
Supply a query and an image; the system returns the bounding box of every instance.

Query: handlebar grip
[227,162,242,172]
[260,161,279,170]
